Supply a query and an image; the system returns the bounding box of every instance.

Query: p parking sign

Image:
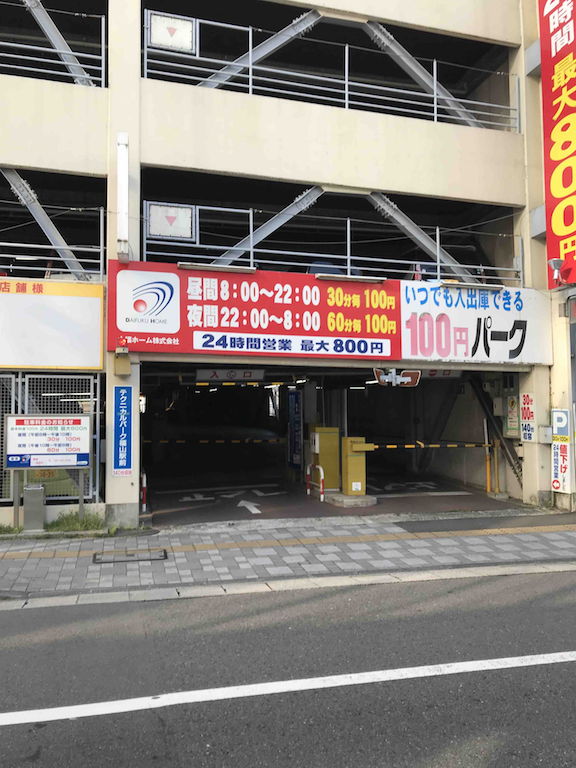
[551,408,571,494]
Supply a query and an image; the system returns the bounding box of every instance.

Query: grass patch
[0,524,23,535]
[45,511,105,532]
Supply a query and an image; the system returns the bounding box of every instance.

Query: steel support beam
[199,10,322,89]
[368,192,479,284]
[362,22,481,129]
[468,375,523,487]
[1,168,87,280]
[212,186,325,266]
[20,0,95,86]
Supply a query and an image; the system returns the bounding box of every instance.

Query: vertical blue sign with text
[113,386,132,476]
[288,390,302,469]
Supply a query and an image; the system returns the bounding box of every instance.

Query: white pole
[117,132,130,263]
[344,44,349,108]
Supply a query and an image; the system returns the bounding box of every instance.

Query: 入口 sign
[4,415,91,469]
[196,369,265,382]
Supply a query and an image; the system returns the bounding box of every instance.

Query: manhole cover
[93,549,167,564]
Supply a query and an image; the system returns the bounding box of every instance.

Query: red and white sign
[539,0,576,286]
[148,204,194,240]
[108,262,402,361]
[520,392,536,442]
[149,12,195,53]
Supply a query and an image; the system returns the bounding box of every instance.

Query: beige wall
[270,0,521,46]
[141,80,526,207]
[0,74,107,177]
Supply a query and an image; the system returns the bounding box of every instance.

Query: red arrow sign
[165,215,177,227]
[167,27,177,37]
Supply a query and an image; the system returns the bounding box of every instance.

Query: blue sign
[288,390,302,469]
[113,386,132,476]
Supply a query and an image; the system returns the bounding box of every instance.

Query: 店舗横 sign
[4,415,91,469]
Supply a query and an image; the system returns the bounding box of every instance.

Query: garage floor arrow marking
[237,499,261,515]
[220,491,244,499]
[252,489,287,497]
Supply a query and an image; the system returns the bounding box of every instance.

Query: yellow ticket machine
[341,437,377,496]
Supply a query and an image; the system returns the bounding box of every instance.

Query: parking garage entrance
[140,362,528,527]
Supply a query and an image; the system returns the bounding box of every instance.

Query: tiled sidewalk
[2,521,576,595]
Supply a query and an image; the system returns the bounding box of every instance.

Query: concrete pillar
[104,0,142,525]
[105,361,141,526]
[106,0,142,265]
[510,4,553,507]
[519,367,551,507]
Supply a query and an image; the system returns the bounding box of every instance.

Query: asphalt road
[3,573,576,766]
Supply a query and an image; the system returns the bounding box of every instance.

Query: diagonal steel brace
[199,10,322,89]
[368,192,479,283]
[1,168,87,280]
[20,0,95,86]
[212,186,324,266]
[363,22,481,129]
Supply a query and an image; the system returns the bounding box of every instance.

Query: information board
[4,415,91,469]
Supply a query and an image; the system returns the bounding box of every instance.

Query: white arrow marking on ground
[252,489,287,497]
[220,491,244,499]
[237,499,261,515]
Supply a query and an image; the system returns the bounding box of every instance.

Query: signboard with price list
[4,415,92,469]
[108,262,402,361]
[539,0,576,287]
[109,263,553,366]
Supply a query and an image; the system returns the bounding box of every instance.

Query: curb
[0,529,108,541]
[2,560,576,611]
[153,507,552,535]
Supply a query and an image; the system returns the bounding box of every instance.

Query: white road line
[157,483,279,495]
[1,651,575,727]
[375,491,473,499]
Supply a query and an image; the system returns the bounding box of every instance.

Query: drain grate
[93,549,168,564]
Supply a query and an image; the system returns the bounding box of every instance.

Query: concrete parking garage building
[0,0,572,528]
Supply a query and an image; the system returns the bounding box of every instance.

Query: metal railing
[143,202,522,287]
[0,373,101,504]
[144,12,518,132]
[0,207,105,280]
[0,10,106,86]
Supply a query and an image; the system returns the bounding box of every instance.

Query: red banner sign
[108,262,402,361]
[540,0,576,287]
